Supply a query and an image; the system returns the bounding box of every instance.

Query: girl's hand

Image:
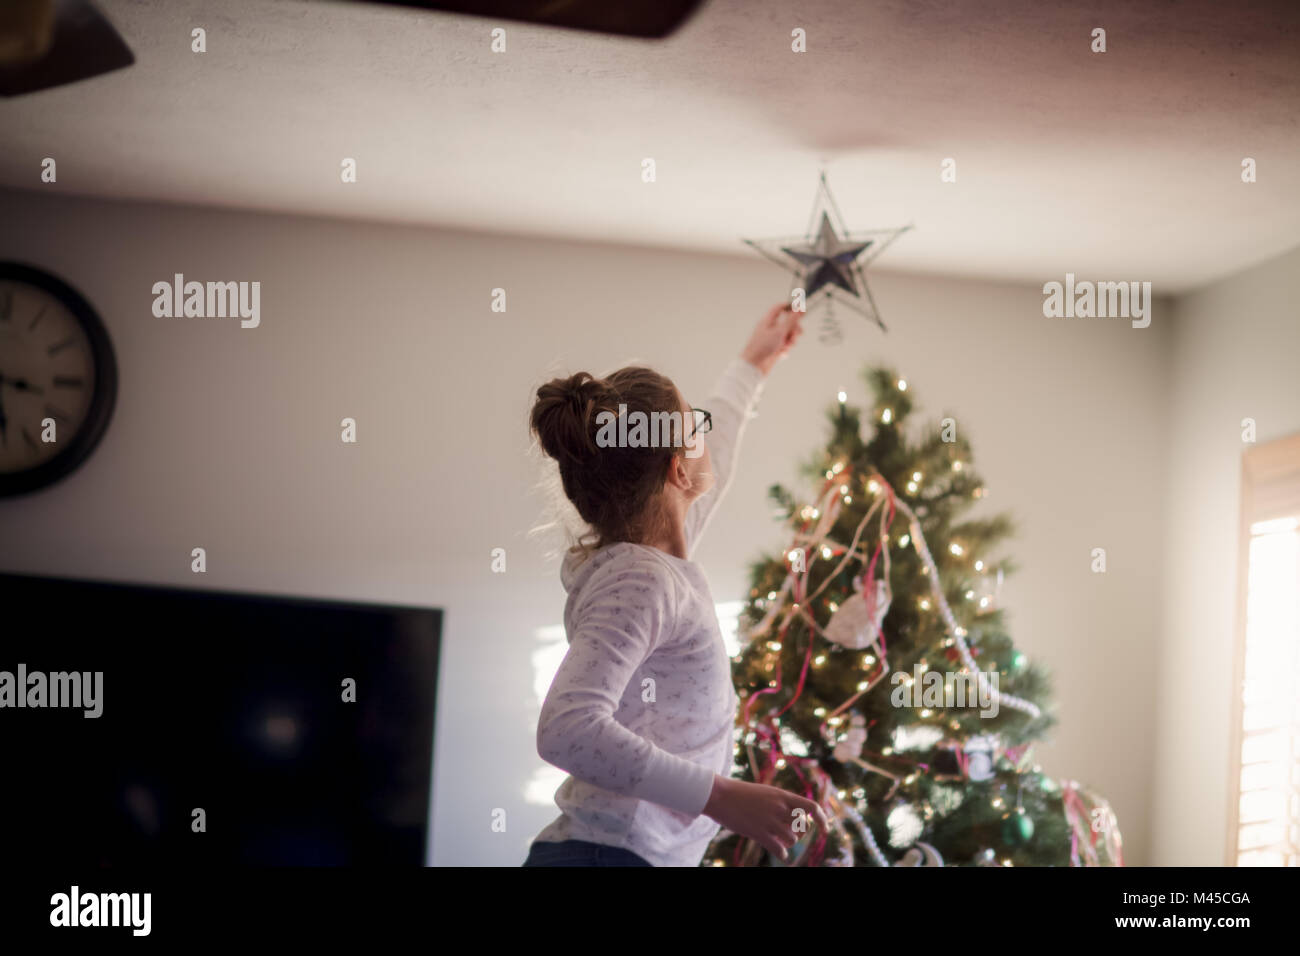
[702,775,830,862]
[741,303,804,376]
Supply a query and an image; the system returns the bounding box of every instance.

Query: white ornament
[967,752,994,782]
[833,714,868,763]
[886,803,924,848]
[824,577,890,649]
[892,724,944,752]
[779,722,811,758]
[965,734,997,782]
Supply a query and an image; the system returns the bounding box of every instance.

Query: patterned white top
[533,356,766,866]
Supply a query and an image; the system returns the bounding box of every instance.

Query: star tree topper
[743,172,911,340]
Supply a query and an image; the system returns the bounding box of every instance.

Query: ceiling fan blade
[0,0,133,97]
[353,0,705,38]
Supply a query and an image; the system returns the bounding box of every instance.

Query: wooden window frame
[1226,430,1300,865]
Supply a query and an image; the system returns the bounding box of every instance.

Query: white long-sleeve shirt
[533,356,766,867]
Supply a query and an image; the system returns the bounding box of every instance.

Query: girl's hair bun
[530,371,610,465]
[528,364,682,551]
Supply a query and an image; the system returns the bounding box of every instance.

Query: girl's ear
[664,451,686,489]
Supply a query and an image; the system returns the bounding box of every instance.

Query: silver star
[742,172,912,334]
[780,212,873,298]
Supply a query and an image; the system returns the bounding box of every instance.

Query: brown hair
[529,366,683,553]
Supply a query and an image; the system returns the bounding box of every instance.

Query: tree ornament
[1001,805,1035,845]
[742,171,911,340]
[824,576,890,649]
[963,733,998,782]
[832,713,868,763]
[892,724,944,753]
[886,802,924,848]
[929,741,965,781]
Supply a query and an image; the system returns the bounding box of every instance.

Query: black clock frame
[0,262,118,497]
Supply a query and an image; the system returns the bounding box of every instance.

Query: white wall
[1,187,1178,865]
[1154,245,1300,865]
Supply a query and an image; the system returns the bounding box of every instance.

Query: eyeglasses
[688,407,712,440]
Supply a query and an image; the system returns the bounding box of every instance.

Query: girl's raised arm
[684,304,803,557]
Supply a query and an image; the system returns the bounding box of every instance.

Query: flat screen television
[0,572,440,867]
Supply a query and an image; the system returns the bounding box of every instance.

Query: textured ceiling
[2,0,1298,292]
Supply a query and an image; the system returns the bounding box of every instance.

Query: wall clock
[0,262,118,496]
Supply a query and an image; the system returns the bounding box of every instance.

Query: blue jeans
[522,838,653,867]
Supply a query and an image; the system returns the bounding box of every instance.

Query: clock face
[0,263,117,496]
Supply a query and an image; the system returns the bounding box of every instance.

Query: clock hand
[0,372,45,396]
[8,377,44,395]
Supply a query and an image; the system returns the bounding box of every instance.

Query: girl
[523,303,829,867]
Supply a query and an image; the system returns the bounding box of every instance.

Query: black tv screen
[0,572,440,867]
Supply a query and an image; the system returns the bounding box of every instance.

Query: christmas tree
[703,365,1123,867]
